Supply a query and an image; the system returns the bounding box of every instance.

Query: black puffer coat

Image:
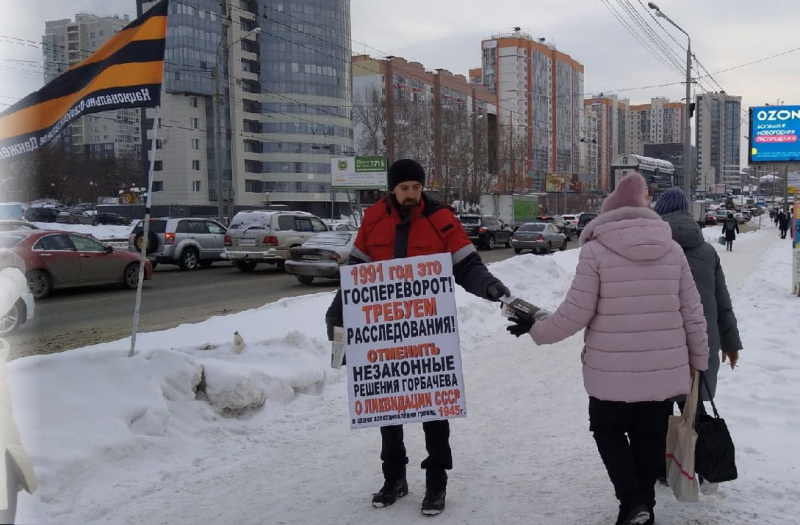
[661,210,743,399]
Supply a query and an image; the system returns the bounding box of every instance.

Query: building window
[190,96,198,108]
[192,160,200,170]
[154,160,163,171]
[152,181,164,192]
[191,138,199,150]
[192,181,201,191]
[244,179,262,192]
[191,117,199,129]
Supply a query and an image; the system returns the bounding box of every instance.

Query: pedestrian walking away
[506,174,709,525]
[721,212,739,251]
[778,211,790,239]
[325,158,511,517]
[654,187,743,493]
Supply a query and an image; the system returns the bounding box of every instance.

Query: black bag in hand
[694,372,738,483]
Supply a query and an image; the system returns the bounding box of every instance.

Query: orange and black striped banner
[0,0,169,164]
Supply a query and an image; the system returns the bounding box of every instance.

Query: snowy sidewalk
[13,222,800,525]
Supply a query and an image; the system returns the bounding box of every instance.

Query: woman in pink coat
[508,173,709,525]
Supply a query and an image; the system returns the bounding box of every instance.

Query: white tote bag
[665,370,700,502]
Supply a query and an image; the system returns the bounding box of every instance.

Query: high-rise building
[352,56,497,204]
[137,0,353,218]
[625,97,684,155]
[478,30,584,192]
[584,94,629,193]
[43,13,141,159]
[695,92,742,193]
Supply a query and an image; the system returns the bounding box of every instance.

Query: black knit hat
[388,159,425,191]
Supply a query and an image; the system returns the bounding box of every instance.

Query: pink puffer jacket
[530,206,709,402]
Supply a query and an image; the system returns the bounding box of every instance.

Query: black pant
[380,420,451,489]
[589,397,671,510]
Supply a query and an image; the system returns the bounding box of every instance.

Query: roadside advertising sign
[757,194,766,206]
[340,253,466,429]
[330,156,388,190]
[749,105,800,163]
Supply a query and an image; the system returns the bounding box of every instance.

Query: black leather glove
[325,317,341,342]
[506,316,534,337]
[486,281,511,302]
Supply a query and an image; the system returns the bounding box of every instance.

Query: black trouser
[380,420,451,490]
[589,397,671,511]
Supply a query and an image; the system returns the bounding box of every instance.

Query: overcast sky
[2,0,799,154]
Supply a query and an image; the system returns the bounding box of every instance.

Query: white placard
[340,253,466,429]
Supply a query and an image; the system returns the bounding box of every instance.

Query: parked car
[704,212,718,226]
[555,214,579,240]
[575,212,598,235]
[510,222,567,254]
[95,212,130,225]
[284,231,356,284]
[0,230,153,299]
[458,214,512,250]
[56,210,98,226]
[23,206,60,223]
[0,251,34,335]
[0,219,39,232]
[222,210,329,271]
[128,217,228,271]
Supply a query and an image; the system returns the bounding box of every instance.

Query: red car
[0,230,153,299]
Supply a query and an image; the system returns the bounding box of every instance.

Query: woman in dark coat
[654,188,743,491]
[721,212,739,251]
[778,211,790,239]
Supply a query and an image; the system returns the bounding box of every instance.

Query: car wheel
[91,219,98,226]
[505,236,512,248]
[26,269,52,299]
[486,236,495,250]
[560,240,567,251]
[513,248,522,254]
[236,260,257,272]
[179,248,199,271]
[296,275,314,285]
[134,232,159,255]
[0,298,25,335]
[122,263,140,289]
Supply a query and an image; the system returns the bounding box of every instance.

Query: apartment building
[478,30,584,192]
[43,13,141,159]
[352,56,498,202]
[137,0,353,218]
[625,97,684,155]
[695,92,742,193]
[584,93,628,193]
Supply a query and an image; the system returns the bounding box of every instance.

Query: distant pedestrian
[778,211,790,239]
[721,213,739,251]
[774,209,781,226]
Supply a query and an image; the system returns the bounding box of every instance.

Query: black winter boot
[421,468,447,516]
[421,488,446,516]
[372,478,408,508]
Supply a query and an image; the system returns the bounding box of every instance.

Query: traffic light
[689,103,696,118]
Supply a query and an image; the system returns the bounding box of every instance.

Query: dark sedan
[0,230,153,299]
[458,215,512,250]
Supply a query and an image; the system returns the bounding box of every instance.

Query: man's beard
[398,198,419,216]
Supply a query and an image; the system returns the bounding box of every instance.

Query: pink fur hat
[600,172,648,214]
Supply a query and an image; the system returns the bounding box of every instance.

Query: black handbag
[694,372,738,483]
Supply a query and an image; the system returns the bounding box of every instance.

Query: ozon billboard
[749,105,800,163]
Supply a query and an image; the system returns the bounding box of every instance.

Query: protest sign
[340,253,466,429]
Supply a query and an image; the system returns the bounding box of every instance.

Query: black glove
[325,317,342,342]
[486,281,511,302]
[506,316,533,337]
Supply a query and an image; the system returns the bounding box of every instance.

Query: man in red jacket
[326,158,510,516]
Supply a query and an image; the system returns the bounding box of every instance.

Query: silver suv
[222,210,328,271]
[128,217,228,270]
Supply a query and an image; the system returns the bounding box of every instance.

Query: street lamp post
[648,2,692,197]
[213,26,261,224]
[89,181,95,204]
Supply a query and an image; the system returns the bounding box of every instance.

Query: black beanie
[388,159,425,191]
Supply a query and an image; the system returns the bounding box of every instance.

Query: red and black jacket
[326,194,502,323]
